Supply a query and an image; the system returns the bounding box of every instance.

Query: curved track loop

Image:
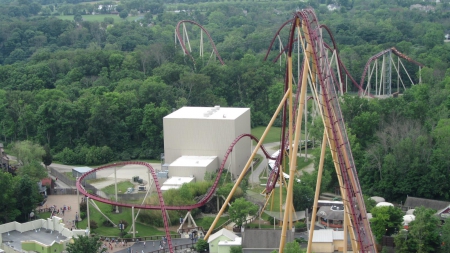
[264,20,364,94]
[264,9,377,252]
[76,134,274,253]
[359,47,424,92]
[175,20,225,65]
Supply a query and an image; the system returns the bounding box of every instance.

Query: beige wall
[334,239,344,251]
[164,109,250,179]
[311,242,334,253]
[168,157,218,181]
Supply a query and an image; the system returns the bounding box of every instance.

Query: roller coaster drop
[75,8,426,253]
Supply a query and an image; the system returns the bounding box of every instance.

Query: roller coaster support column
[76,177,80,216]
[132,206,135,238]
[204,87,292,240]
[279,36,310,253]
[306,131,327,253]
[87,196,90,231]
[115,166,118,213]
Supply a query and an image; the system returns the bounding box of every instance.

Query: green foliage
[42,144,53,167]
[284,241,305,253]
[441,218,450,253]
[66,235,106,253]
[15,175,42,222]
[228,197,258,228]
[292,183,314,211]
[90,220,98,229]
[18,161,47,181]
[370,206,403,243]
[11,140,45,166]
[0,172,20,223]
[195,238,209,251]
[230,246,242,253]
[408,207,441,253]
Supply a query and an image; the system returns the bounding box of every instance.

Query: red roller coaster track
[175,20,225,65]
[359,47,424,92]
[76,134,274,253]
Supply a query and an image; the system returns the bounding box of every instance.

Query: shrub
[80,202,87,212]
[80,211,87,219]
[103,220,114,227]
[90,220,98,229]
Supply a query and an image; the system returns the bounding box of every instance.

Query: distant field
[57,14,142,23]
[251,126,281,144]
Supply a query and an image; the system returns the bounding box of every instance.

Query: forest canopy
[0,0,449,202]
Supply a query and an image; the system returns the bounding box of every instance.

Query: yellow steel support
[204,87,291,240]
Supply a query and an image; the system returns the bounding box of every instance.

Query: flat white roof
[170,156,217,167]
[73,167,93,173]
[163,176,195,186]
[164,106,249,120]
[218,237,242,246]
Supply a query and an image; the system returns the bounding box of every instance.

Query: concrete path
[249,142,317,185]
[249,142,280,186]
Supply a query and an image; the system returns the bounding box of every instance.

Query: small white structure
[311,230,345,253]
[376,202,394,207]
[403,214,415,227]
[168,155,218,181]
[72,167,95,180]
[163,106,251,180]
[161,176,195,191]
[370,196,386,203]
[208,228,240,253]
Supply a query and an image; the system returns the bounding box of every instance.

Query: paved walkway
[36,195,81,228]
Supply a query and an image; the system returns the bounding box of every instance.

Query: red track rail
[175,20,225,65]
[76,134,274,253]
[359,47,424,94]
[263,9,377,252]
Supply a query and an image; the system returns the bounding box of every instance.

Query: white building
[163,106,251,181]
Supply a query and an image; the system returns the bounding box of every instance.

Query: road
[249,142,279,186]
[249,142,316,186]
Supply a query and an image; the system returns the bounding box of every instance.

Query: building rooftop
[2,229,67,251]
[404,196,450,211]
[161,177,195,191]
[72,167,93,173]
[164,106,249,120]
[170,156,217,167]
[208,228,238,243]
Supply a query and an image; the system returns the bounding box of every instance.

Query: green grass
[64,172,76,180]
[102,181,134,195]
[37,212,52,220]
[195,216,229,230]
[77,200,165,237]
[57,14,142,23]
[251,126,282,144]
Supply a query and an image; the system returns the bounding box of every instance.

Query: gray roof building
[242,229,294,253]
[404,196,450,211]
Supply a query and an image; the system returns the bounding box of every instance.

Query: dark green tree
[15,175,42,222]
[119,10,128,19]
[42,144,53,169]
[66,235,106,253]
[370,206,403,243]
[408,207,441,253]
[228,197,258,228]
[292,183,314,211]
[195,238,208,252]
[0,172,20,223]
